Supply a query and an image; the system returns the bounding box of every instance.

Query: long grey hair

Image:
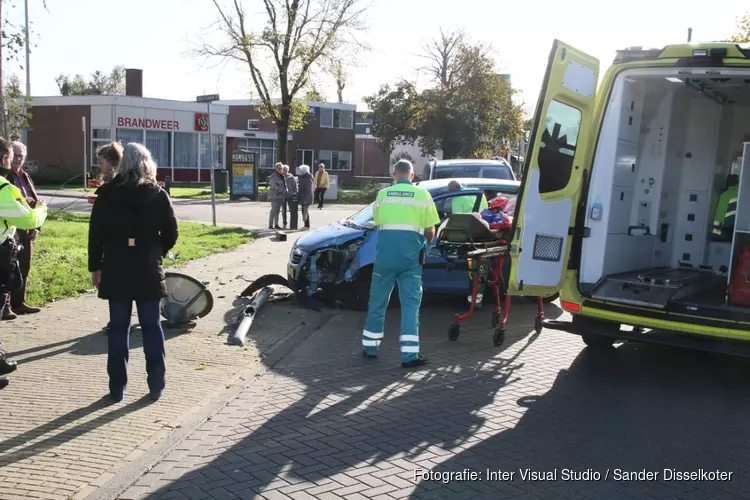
[115,142,158,186]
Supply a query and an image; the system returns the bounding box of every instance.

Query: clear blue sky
[12,0,748,115]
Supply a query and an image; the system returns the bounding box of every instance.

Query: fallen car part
[230,286,272,346]
[240,273,291,297]
[160,272,214,326]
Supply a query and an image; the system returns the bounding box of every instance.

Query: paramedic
[712,174,739,241]
[447,180,489,213]
[447,180,489,308]
[362,159,440,368]
[0,136,48,390]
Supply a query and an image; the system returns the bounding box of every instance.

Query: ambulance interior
[579,67,750,315]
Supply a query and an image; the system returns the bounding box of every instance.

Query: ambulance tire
[581,333,616,349]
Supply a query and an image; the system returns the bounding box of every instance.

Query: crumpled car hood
[295,222,367,251]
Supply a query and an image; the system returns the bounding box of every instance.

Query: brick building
[220,99,358,182]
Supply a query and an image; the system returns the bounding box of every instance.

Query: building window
[237,138,276,170]
[200,134,224,169]
[174,132,199,168]
[116,128,144,146]
[146,131,171,168]
[91,128,112,166]
[318,150,352,171]
[296,149,314,167]
[319,108,353,129]
[247,119,259,131]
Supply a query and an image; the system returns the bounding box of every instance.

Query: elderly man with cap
[362,159,440,368]
[4,141,40,318]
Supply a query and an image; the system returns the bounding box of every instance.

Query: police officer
[0,137,47,389]
[361,159,440,368]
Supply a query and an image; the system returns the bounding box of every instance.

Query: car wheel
[347,266,399,311]
[581,333,616,349]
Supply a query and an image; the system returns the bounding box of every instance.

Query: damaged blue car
[286,178,556,309]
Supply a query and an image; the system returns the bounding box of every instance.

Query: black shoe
[362,351,377,359]
[0,357,17,376]
[402,354,428,368]
[0,377,8,390]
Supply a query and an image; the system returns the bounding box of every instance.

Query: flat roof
[23,95,230,114]
[215,98,356,110]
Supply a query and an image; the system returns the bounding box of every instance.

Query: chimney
[125,68,143,97]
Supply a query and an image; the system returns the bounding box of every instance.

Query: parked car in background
[421,158,516,182]
[287,177,556,308]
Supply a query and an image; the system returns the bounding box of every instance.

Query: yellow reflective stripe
[726,210,736,217]
[380,224,423,232]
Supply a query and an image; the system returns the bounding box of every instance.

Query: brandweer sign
[117,117,180,130]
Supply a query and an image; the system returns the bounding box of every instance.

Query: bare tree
[199,0,371,163]
[330,60,347,103]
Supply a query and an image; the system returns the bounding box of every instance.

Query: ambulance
[507,41,750,351]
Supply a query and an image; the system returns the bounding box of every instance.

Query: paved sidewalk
[0,235,323,500]
[118,298,750,500]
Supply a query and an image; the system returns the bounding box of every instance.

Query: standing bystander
[4,141,41,318]
[313,163,329,209]
[284,165,299,230]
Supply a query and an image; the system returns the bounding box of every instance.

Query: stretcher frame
[436,228,544,346]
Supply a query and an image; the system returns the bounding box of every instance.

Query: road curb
[78,308,337,500]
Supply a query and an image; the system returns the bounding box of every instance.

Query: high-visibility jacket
[0,175,47,241]
[373,179,440,266]
[451,190,489,214]
[712,185,738,238]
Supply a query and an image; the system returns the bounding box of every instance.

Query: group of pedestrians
[267,162,330,231]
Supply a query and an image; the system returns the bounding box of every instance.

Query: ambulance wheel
[581,333,616,349]
[534,316,543,333]
[493,327,505,346]
[448,324,460,341]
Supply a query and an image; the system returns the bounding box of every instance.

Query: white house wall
[389,137,442,174]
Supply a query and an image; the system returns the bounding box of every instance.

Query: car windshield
[434,163,514,180]
[345,204,376,229]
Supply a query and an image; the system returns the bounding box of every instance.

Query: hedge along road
[38,191,368,230]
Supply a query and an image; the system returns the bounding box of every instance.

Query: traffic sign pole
[196,94,220,226]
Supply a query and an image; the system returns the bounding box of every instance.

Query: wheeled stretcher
[435,213,545,346]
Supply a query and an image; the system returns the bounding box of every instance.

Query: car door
[423,190,487,294]
[507,40,599,298]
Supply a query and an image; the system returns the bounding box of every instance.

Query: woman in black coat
[88,142,178,403]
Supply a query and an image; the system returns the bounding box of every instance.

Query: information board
[229,151,257,200]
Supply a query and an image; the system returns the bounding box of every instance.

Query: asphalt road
[39,191,367,230]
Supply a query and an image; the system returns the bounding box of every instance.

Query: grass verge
[27,212,254,306]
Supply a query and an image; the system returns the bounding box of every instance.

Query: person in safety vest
[447,180,489,214]
[447,180,489,308]
[0,136,47,390]
[712,174,739,242]
[362,159,440,368]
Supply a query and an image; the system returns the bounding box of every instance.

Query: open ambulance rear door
[507,41,599,298]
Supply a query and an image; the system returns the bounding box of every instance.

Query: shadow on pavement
[0,394,155,466]
[11,323,195,364]
[143,296,563,499]
[410,342,750,499]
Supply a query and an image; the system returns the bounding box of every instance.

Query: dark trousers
[315,188,327,208]
[5,231,32,309]
[0,292,7,360]
[281,200,288,227]
[287,199,299,230]
[108,300,166,398]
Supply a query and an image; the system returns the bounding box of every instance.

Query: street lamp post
[24,0,30,95]
[196,94,220,226]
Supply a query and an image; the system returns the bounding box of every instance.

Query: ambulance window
[537,100,582,194]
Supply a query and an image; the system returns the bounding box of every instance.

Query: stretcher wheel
[493,327,505,346]
[448,324,460,341]
[491,311,501,328]
[534,316,543,333]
